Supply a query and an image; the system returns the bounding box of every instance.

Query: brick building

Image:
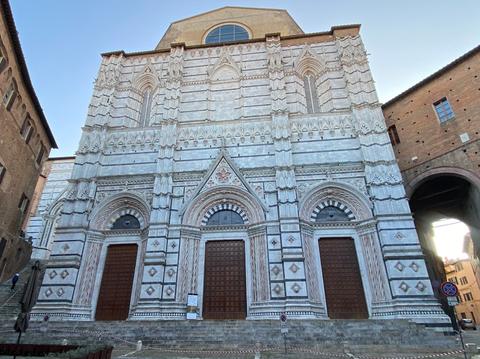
[0,0,57,282]
[382,45,480,296]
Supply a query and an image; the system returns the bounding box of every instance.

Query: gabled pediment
[180,149,267,214]
[208,50,241,81]
[293,45,326,76]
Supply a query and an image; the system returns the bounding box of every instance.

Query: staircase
[0,263,34,320]
[0,319,457,351]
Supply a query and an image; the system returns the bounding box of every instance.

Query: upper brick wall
[382,49,480,175]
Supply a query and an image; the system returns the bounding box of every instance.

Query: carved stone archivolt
[201,203,248,226]
[182,186,265,227]
[299,182,372,222]
[89,192,150,230]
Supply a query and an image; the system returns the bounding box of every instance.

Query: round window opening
[205,24,249,44]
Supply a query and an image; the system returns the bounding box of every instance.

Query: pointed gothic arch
[299,182,372,222]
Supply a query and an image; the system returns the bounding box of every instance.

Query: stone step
[0,319,456,351]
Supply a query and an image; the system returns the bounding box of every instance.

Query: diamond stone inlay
[148,267,158,277]
[273,284,283,294]
[416,281,426,292]
[62,244,70,252]
[167,268,176,277]
[394,261,405,272]
[291,283,301,293]
[49,270,58,279]
[146,286,155,295]
[399,282,410,293]
[60,270,69,279]
[56,288,65,297]
[409,262,420,272]
[165,287,174,296]
[289,263,299,273]
[271,265,281,275]
[45,288,53,297]
[287,236,295,243]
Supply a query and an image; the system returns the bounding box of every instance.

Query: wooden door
[319,237,368,319]
[95,244,138,321]
[203,240,246,319]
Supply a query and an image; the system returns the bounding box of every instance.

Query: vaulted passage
[319,237,368,319]
[203,240,246,319]
[95,244,138,321]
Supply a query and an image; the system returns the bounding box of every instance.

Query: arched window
[303,71,320,114]
[206,210,244,226]
[316,206,349,222]
[112,214,141,230]
[205,24,249,44]
[138,87,153,127]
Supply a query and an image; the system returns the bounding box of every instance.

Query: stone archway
[408,169,480,308]
[178,186,268,318]
[75,192,149,315]
[298,182,390,316]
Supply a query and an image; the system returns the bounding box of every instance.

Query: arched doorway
[409,172,480,323]
[95,214,141,321]
[202,209,247,320]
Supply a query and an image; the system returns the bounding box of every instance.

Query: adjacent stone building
[0,0,57,282]
[29,6,449,328]
[26,157,75,260]
[382,45,480,295]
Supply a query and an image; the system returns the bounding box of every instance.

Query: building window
[387,125,401,145]
[0,162,5,185]
[464,292,474,301]
[138,87,152,127]
[20,116,34,143]
[303,71,320,114]
[206,210,244,226]
[18,193,30,214]
[205,24,249,44]
[455,262,464,271]
[0,44,6,70]
[112,214,141,230]
[433,97,455,123]
[457,295,463,303]
[450,276,458,284]
[316,206,350,222]
[3,81,16,110]
[36,143,46,165]
[460,276,468,285]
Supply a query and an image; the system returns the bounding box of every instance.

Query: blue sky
[10,1,480,157]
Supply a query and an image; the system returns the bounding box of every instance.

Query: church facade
[30,7,449,327]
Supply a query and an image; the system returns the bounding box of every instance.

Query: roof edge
[102,24,361,58]
[383,44,480,108]
[0,0,57,148]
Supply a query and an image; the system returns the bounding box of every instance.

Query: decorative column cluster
[135,44,184,315]
[266,34,308,302]
[338,36,448,323]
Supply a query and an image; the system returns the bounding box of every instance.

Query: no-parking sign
[440,281,458,297]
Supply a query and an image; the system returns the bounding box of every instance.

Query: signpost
[440,281,466,359]
[280,313,288,354]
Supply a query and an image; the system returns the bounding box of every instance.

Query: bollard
[136,340,142,351]
[254,342,261,359]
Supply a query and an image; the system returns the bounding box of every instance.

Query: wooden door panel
[95,244,138,321]
[319,237,368,319]
[203,240,246,319]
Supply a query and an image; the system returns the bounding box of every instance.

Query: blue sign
[440,282,458,297]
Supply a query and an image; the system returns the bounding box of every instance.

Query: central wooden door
[203,240,246,319]
[319,237,368,319]
[95,244,138,321]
